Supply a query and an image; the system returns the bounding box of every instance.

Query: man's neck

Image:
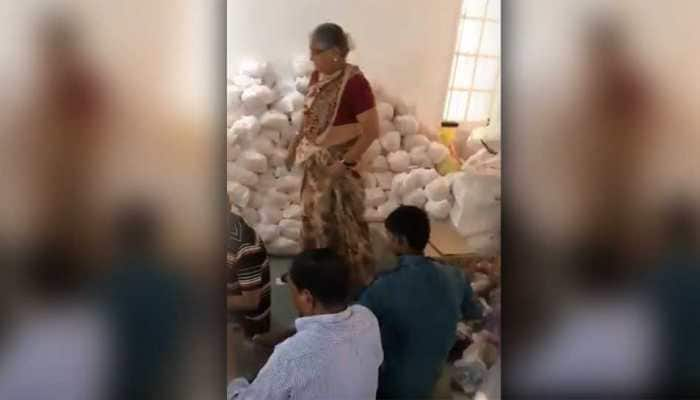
[313,304,347,316]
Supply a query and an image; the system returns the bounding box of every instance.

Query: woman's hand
[329,160,346,179]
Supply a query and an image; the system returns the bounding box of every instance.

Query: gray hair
[311,23,354,57]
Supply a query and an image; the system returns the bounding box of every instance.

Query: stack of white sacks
[227,58,309,255]
[449,121,501,256]
[227,57,468,256]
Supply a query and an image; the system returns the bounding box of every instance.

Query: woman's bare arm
[343,107,379,163]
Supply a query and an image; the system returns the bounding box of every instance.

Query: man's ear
[395,234,409,248]
[301,288,314,304]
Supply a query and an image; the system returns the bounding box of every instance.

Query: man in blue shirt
[359,206,483,399]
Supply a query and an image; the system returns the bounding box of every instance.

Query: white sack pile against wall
[228,58,498,255]
[449,122,501,256]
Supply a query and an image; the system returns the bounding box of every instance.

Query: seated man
[359,206,483,399]
[227,211,271,337]
[228,248,383,400]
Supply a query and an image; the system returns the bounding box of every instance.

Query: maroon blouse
[310,70,376,126]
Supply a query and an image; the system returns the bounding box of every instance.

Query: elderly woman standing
[286,23,380,294]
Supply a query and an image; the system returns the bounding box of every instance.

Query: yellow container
[436,121,461,175]
[439,121,459,146]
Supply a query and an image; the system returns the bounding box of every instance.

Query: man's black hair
[289,248,350,307]
[385,205,431,252]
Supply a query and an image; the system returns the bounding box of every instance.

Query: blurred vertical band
[504,0,700,397]
[0,1,226,399]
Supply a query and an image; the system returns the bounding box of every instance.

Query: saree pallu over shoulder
[295,64,374,293]
[294,64,361,165]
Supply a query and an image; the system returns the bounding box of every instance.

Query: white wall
[227,0,462,128]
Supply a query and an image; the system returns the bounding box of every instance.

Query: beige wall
[227,0,462,128]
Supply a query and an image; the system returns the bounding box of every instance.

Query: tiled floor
[231,220,479,399]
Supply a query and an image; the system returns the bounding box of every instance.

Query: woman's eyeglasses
[310,46,331,57]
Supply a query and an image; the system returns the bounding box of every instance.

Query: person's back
[360,206,482,398]
[229,249,383,400]
[248,304,382,399]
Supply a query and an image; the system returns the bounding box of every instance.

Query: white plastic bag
[417,168,440,187]
[259,207,283,225]
[295,76,310,93]
[242,102,267,117]
[239,60,268,79]
[363,207,383,222]
[378,199,400,219]
[467,124,501,154]
[272,166,287,178]
[464,149,500,174]
[377,102,394,121]
[425,177,451,202]
[272,92,304,114]
[242,85,275,108]
[365,188,387,208]
[428,142,450,164]
[253,137,275,156]
[227,85,243,111]
[363,173,378,189]
[402,169,424,195]
[227,144,242,161]
[375,172,394,190]
[279,219,302,240]
[263,189,290,209]
[380,131,401,153]
[227,114,237,130]
[394,115,419,136]
[403,188,427,208]
[395,100,416,117]
[275,80,298,97]
[278,175,302,194]
[391,173,408,197]
[241,208,260,226]
[372,155,390,172]
[231,116,261,138]
[258,172,276,190]
[227,163,259,187]
[270,148,288,168]
[226,128,238,146]
[380,120,396,134]
[260,111,290,131]
[403,134,431,151]
[267,237,301,256]
[228,182,251,208]
[409,147,432,168]
[291,111,304,130]
[239,151,268,174]
[256,224,279,243]
[232,74,261,89]
[292,55,315,77]
[426,200,451,220]
[387,151,410,172]
[248,191,264,209]
[450,171,501,237]
[280,126,298,143]
[283,204,303,219]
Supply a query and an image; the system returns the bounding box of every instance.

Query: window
[443,0,501,124]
